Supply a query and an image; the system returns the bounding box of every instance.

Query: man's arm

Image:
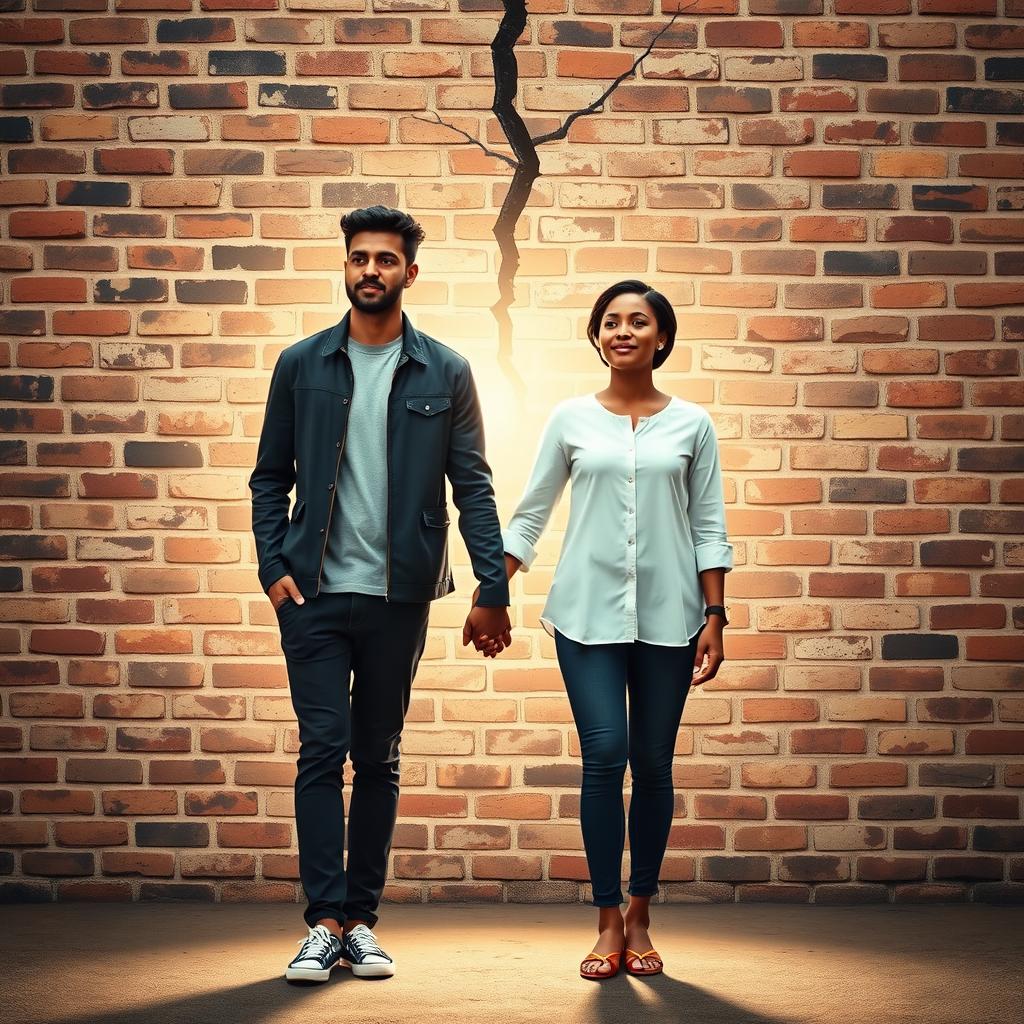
[445,359,510,609]
[248,351,296,594]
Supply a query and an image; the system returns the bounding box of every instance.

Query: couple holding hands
[249,205,733,984]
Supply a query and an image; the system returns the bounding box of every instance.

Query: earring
[657,344,664,350]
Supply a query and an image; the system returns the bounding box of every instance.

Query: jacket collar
[320,310,427,365]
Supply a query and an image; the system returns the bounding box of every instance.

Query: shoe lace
[297,926,333,958]
[347,927,385,958]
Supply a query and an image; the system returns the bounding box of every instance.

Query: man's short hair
[340,206,426,265]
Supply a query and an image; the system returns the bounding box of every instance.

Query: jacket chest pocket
[406,396,451,417]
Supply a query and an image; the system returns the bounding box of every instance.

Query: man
[249,205,512,982]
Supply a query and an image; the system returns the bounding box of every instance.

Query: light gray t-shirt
[321,335,403,596]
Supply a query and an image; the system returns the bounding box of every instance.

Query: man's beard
[345,277,403,314]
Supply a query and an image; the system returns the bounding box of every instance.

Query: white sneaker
[340,924,395,978]
[285,924,344,982]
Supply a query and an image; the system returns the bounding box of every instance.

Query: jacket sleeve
[688,414,734,574]
[501,409,570,572]
[445,359,510,608]
[248,350,296,593]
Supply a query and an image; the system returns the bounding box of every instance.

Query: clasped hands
[462,585,512,659]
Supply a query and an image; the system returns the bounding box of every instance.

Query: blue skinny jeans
[554,628,701,907]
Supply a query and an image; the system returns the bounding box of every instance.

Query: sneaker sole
[342,959,395,979]
[285,963,336,982]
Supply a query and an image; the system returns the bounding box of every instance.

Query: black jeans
[277,591,430,928]
[554,628,702,907]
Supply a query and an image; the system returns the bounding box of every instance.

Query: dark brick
[829,477,906,503]
[82,83,158,110]
[961,509,1024,534]
[22,851,94,877]
[958,447,1024,472]
[893,826,967,850]
[123,442,203,468]
[156,18,235,43]
[866,88,939,114]
[322,182,399,209]
[911,121,988,147]
[140,882,215,901]
[7,148,85,174]
[912,184,989,212]
[974,826,1024,853]
[522,764,582,787]
[996,122,1024,146]
[824,250,899,276]
[0,311,46,336]
[881,634,959,661]
[909,251,987,276]
[94,278,167,303]
[695,87,773,114]
[813,53,887,82]
[804,382,878,407]
[121,51,192,77]
[899,55,976,82]
[0,116,32,141]
[93,213,167,238]
[858,796,936,820]
[208,50,286,76]
[947,87,1024,115]
[0,440,27,465]
[183,150,262,175]
[921,540,995,567]
[136,822,209,847]
[211,245,285,271]
[56,181,131,207]
[702,856,771,882]
[258,84,338,110]
[174,279,247,304]
[984,58,1024,82]
[919,764,994,788]
[168,83,247,110]
[0,567,24,591]
[994,252,1024,276]
[935,857,1003,881]
[0,83,75,109]
[822,184,899,209]
[540,20,612,47]
[0,375,55,402]
[43,241,117,270]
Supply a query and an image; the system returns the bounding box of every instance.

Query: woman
[491,280,733,979]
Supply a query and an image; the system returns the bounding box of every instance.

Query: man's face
[344,231,417,314]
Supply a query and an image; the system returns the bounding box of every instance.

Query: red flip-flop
[625,948,663,976]
[580,948,623,980]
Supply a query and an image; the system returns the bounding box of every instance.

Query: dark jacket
[248,311,510,607]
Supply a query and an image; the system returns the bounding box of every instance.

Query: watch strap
[704,604,728,624]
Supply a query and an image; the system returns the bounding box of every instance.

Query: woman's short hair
[340,205,426,265]
[586,280,677,370]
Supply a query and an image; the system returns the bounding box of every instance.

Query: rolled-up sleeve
[502,410,570,573]
[687,416,734,574]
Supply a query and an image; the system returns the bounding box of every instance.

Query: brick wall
[1,1,1023,906]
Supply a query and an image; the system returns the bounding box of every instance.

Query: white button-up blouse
[501,394,734,647]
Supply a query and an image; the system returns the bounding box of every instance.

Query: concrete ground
[4,903,1022,1024]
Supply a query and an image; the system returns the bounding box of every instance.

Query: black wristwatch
[704,605,728,625]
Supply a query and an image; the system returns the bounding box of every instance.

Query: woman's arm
[692,567,726,686]
[501,409,571,573]
[688,416,732,686]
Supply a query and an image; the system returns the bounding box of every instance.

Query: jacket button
[425,404,430,411]
[327,483,334,490]
[336,441,341,448]
[342,398,349,405]
[319,528,325,535]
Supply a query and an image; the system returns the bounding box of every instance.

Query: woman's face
[597,293,666,371]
